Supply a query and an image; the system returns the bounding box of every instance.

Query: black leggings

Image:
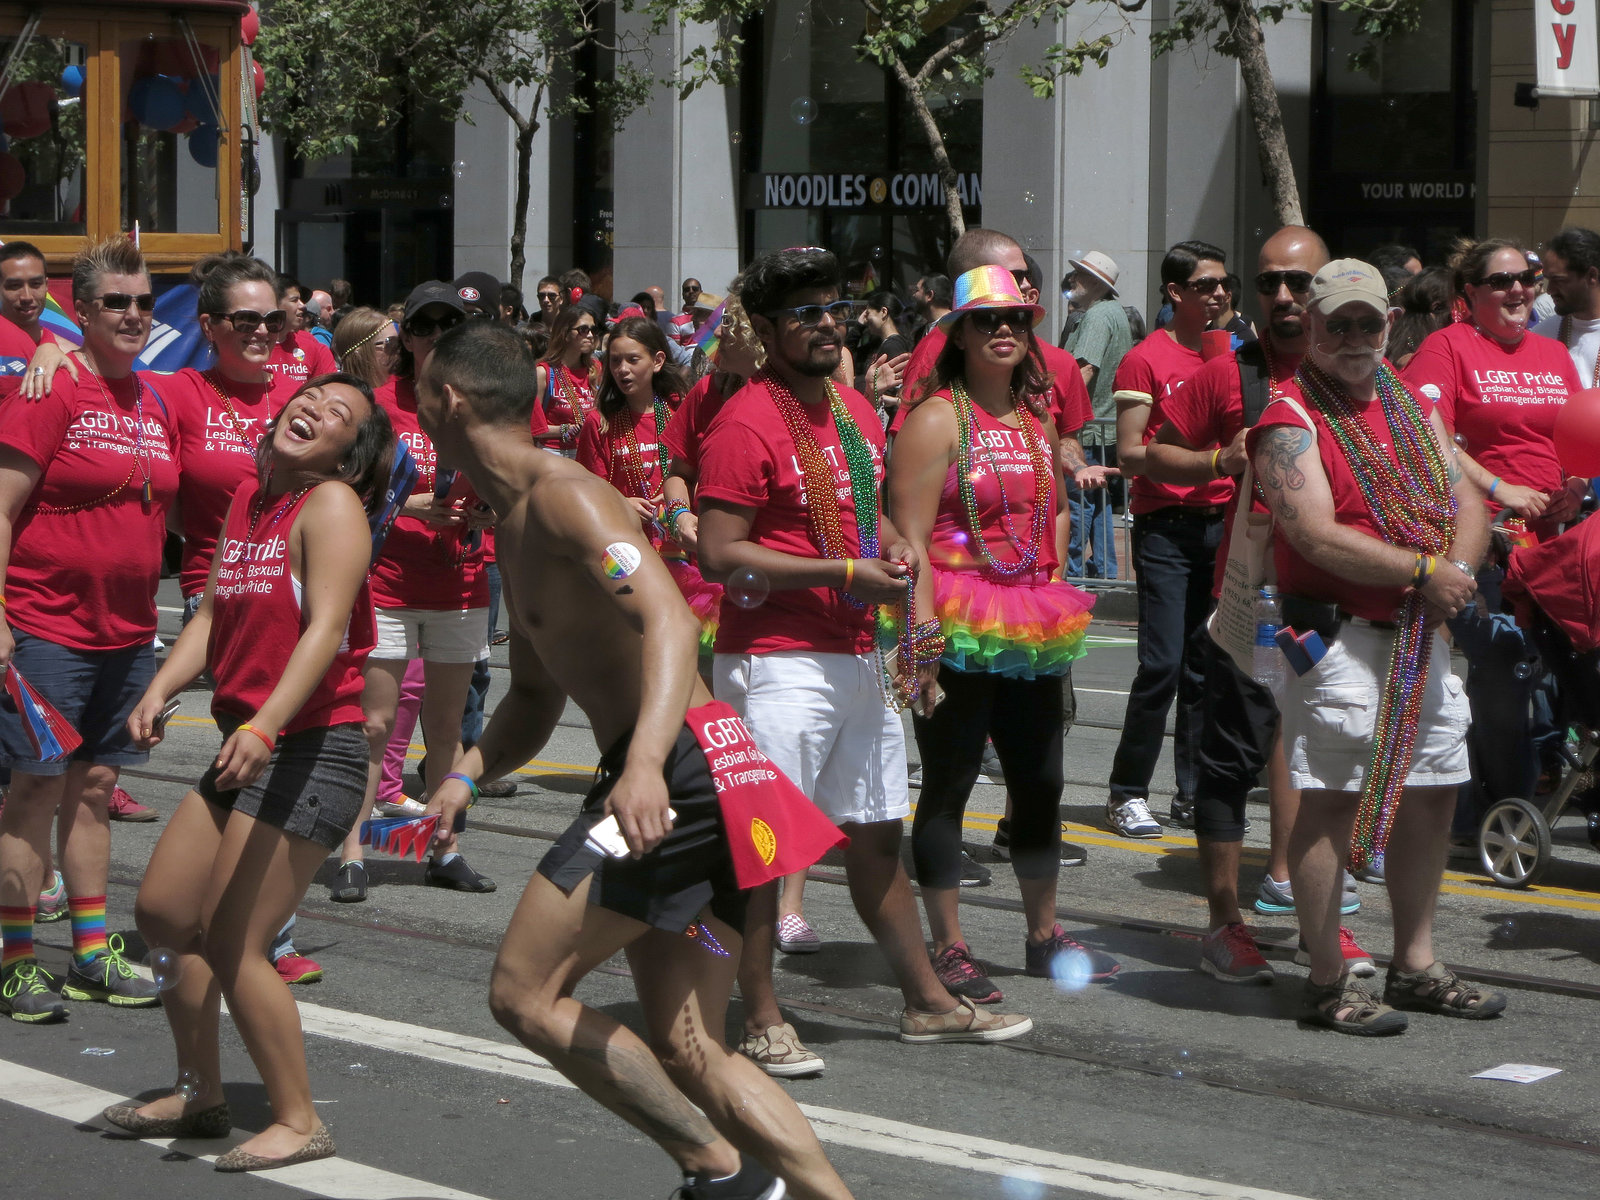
[911,666,1065,888]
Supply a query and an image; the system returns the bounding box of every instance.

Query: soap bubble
[1173,1048,1191,1079]
[1493,918,1519,942]
[727,567,770,610]
[175,1071,200,1103]
[1001,1170,1048,1199]
[1047,946,1092,993]
[451,159,468,180]
[730,130,742,145]
[949,91,963,108]
[1023,190,1035,204]
[144,947,179,991]
[790,97,816,126]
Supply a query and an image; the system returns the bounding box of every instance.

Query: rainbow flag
[690,299,726,363]
[40,292,82,346]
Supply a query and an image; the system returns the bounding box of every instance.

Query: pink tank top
[208,479,375,735]
[928,393,1060,584]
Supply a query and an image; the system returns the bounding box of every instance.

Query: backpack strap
[1237,340,1272,428]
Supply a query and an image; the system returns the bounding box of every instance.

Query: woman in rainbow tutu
[889,266,1115,1006]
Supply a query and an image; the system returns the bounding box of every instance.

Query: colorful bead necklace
[249,483,315,540]
[616,396,672,502]
[202,369,271,449]
[1559,315,1600,389]
[1295,359,1457,870]
[555,362,596,421]
[762,370,881,601]
[949,380,1051,579]
[40,366,153,514]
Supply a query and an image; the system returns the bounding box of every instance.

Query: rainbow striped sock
[68,894,108,966]
[1,905,36,970]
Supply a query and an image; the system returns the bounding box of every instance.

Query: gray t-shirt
[1065,298,1133,445]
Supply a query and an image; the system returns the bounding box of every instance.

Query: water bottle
[1252,585,1285,690]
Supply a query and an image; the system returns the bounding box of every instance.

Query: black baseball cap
[403,280,467,324]
[453,271,502,314]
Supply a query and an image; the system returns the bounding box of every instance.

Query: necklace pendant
[141,480,153,508]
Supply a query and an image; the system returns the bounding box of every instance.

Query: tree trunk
[888,55,966,239]
[509,119,537,289]
[1218,0,1303,227]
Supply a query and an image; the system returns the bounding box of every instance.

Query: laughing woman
[103,374,393,1172]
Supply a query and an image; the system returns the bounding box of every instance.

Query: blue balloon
[184,75,219,124]
[188,123,219,169]
[128,75,186,131]
[60,64,85,98]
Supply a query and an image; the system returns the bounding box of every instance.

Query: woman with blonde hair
[333,307,401,388]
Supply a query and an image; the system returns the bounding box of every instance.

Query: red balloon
[252,60,265,102]
[1554,388,1600,476]
[0,152,26,201]
[0,81,54,140]
[241,6,260,47]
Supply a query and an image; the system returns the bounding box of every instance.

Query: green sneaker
[60,934,161,1007]
[1,959,69,1023]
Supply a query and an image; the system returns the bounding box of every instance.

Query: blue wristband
[443,771,481,804]
[1488,477,1501,499]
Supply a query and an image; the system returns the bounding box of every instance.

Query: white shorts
[713,650,910,827]
[1275,620,1470,793]
[372,606,490,664]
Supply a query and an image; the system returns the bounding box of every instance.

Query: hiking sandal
[1383,961,1507,1019]
[1303,975,1408,1036]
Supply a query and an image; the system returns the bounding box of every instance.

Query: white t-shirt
[1532,311,1600,389]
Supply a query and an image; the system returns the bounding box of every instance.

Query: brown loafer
[214,1124,336,1172]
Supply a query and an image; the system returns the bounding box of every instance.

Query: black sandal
[1384,961,1507,1019]
[1303,975,1408,1036]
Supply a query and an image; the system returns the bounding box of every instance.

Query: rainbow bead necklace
[616,396,671,503]
[1295,359,1456,870]
[949,380,1050,579]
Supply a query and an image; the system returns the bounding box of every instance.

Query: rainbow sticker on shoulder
[602,542,643,580]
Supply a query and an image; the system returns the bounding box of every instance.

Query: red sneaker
[274,953,324,985]
[108,786,156,822]
[1200,922,1274,984]
[1295,926,1377,978]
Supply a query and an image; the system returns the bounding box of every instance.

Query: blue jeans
[1065,443,1118,579]
[1108,508,1223,806]
[460,561,502,749]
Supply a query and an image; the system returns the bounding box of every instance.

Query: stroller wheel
[1477,798,1552,889]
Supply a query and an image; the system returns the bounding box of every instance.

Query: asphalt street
[4,579,1598,1200]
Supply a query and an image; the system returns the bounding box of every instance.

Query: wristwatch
[1449,560,1476,577]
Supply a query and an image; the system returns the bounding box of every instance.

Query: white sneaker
[1107,797,1163,839]
[377,794,427,818]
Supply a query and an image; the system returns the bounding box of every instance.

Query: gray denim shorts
[199,718,369,849]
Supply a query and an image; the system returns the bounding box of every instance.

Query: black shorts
[537,724,747,934]
[198,718,369,850]
[1193,639,1279,842]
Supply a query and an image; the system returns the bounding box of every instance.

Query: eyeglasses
[97,292,156,313]
[967,309,1033,335]
[1255,270,1314,295]
[1180,277,1226,293]
[769,300,856,328]
[211,308,287,333]
[1478,269,1539,291]
[403,311,465,338]
[1323,315,1387,338]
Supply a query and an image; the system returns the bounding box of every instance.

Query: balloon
[0,81,54,139]
[1555,389,1600,476]
[252,60,265,102]
[171,115,200,135]
[60,64,86,98]
[188,124,219,169]
[184,74,220,124]
[0,152,25,201]
[241,5,260,46]
[128,75,187,131]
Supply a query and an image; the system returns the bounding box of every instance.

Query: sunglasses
[378,335,401,354]
[1255,270,1314,295]
[1324,315,1387,338]
[1478,269,1539,291]
[404,311,466,338]
[1180,277,1226,293]
[1009,268,1032,289]
[537,291,560,302]
[967,308,1033,335]
[211,308,288,333]
[574,324,597,337]
[770,300,857,328]
[97,292,156,313]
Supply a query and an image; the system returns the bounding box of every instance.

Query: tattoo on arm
[1260,427,1311,522]
[1446,452,1463,486]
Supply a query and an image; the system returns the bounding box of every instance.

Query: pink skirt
[667,558,721,656]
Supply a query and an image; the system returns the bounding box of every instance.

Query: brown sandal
[1303,975,1408,1036]
[1383,961,1507,1019]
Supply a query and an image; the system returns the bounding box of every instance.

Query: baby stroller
[1481,516,1600,887]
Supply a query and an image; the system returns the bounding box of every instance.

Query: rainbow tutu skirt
[931,569,1093,678]
[666,558,721,656]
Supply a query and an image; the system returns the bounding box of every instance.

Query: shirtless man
[420,321,852,1200]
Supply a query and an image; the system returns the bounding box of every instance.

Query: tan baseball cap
[1308,259,1388,316]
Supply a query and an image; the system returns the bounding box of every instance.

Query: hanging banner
[1536,0,1600,96]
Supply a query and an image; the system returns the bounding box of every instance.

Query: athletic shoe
[1352,852,1385,885]
[60,935,160,1007]
[959,851,991,887]
[376,795,427,818]
[1199,923,1274,984]
[775,914,822,954]
[1167,796,1196,829]
[737,1022,824,1077]
[907,764,922,789]
[1255,872,1361,916]
[1106,797,1163,839]
[425,854,497,892]
[931,941,1003,1004]
[675,1153,787,1199]
[1058,840,1088,868]
[273,953,324,985]
[107,786,156,822]
[478,777,518,798]
[979,744,1005,782]
[35,870,67,923]
[1294,927,1377,978]
[899,996,1033,1044]
[1024,925,1121,981]
[0,959,68,1023]
[993,819,1088,867]
[329,859,368,903]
